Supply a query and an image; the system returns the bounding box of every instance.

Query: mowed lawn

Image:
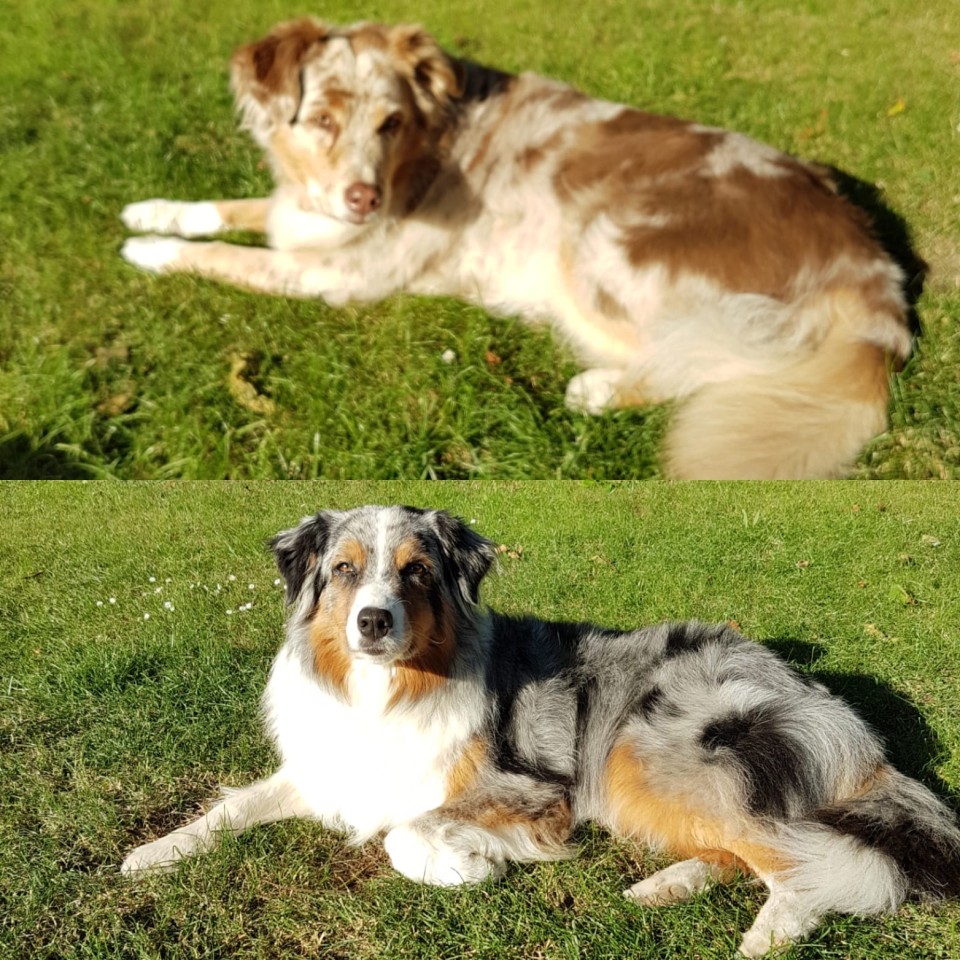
[1,0,958,478]
[2,481,959,958]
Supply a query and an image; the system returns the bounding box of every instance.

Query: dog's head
[230,19,461,226]
[271,505,494,696]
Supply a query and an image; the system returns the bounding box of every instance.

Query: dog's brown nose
[357,606,393,641]
[344,182,381,217]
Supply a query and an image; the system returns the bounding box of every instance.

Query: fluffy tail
[664,291,911,479]
[813,765,960,903]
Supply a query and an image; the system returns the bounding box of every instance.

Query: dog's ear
[230,18,330,144]
[429,510,496,607]
[388,25,463,119]
[270,511,339,606]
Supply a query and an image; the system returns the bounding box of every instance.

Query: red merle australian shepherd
[119,19,913,479]
[122,505,960,956]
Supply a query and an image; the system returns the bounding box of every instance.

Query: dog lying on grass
[121,505,960,956]
[121,19,911,478]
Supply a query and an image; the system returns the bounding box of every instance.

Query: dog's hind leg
[121,769,311,876]
[738,886,823,958]
[565,367,661,415]
[625,855,735,905]
[122,198,271,238]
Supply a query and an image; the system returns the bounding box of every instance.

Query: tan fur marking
[335,539,367,571]
[213,199,271,233]
[308,593,354,697]
[444,737,489,801]
[393,538,430,573]
[604,743,791,876]
[845,763,891,801]
[474,798,572,843]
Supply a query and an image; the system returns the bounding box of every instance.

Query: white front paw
[122,199,222,238]
[121,832,199,876]
[383,823,505,887]
[121,236,187,274]
[565,369,621,415]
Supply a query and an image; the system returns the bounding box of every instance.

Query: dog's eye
[310,112,336,132]
[403,561,428,578]
[334,561,356,575]
[378,112,403,135]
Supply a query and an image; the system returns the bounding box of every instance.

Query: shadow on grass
[829,166,929,338]
[766,637,959,809]
[0,433,94,479]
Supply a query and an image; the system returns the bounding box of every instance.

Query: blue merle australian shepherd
[122,505,960,955]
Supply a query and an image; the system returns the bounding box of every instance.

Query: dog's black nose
[344,181,382,216]
[357,606,393,641]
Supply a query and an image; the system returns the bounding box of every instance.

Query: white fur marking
[564,368,622,415]
[383,822,505,886]
[121,236,187,273]
[122,199,224,237]
[625,857,727,905]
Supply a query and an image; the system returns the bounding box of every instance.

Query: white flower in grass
[248,583,255,590]
[109,597,116,604]
[143,612,150,620]
[226,609,234,616]
[274,578,282,586]
[163,601,174,612]
[228,575,236,582]
[96,600,103,607]
[148,577,156,583]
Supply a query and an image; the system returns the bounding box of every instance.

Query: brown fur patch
[594,285,630,321]
[231,18,330,106]
[554,110,719,204]
[554,109,891,303]
[604,742,791,877]
[388,24,461,110]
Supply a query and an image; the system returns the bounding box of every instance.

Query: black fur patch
[427,508,497,607]
[700,704,809,818]
[663,622,728,659]
[817,805,960,898]
[269,512,335,604]
[638,685,665,718]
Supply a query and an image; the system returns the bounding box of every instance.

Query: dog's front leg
[383,782,573,886]
[122,198,271,238]
[121,769,311,876]
[120,236,383,304]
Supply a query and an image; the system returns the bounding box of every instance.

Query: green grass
[2,481,960,958]
[1,0,958,478]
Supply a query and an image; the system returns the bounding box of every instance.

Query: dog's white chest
[263,645,470,839]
